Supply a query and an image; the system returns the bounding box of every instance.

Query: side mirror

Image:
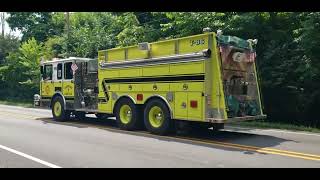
[94,87,99,93]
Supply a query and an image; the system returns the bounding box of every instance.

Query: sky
[1,12,22,39]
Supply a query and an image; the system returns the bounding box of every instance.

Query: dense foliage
[0,12,319,126]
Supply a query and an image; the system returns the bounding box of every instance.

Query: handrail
[99,49,211,69]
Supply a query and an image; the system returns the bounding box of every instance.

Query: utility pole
[65,12,70,38]
[65,12,70,57]
[0,12,5,38]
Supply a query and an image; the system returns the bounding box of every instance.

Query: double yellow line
[1,110,320,162]
[174,136,320,161]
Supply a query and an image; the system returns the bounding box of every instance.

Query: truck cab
[35,57,100,120]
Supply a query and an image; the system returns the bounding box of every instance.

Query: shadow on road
[36,116,294,155]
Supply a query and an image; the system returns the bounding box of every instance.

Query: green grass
[0,99,33,108]
[229,120,320,134]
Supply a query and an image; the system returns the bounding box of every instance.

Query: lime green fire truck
[35,30,266,135]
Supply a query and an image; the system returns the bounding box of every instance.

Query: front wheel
[52,96,70,121]
[74,111,86,120]
[144,99,174,135]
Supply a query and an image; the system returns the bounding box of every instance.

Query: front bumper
[206,114,267,123]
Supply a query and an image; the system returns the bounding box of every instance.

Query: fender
[113,95,136,115]
[114,95,137,105]
[51,91,66,110]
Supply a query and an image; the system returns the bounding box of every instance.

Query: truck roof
[41,57,96,65]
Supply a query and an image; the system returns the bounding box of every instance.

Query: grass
[0,99,33,108]
[229,120,320,134]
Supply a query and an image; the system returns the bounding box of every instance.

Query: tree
[296,12,320,125]
[0,34,20,64]
[6,12,64,42]
[0,37,43,99]
[61,12,121,58]
[159,12,232,38]
[43,36,64,60]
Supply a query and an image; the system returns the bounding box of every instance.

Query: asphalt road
[0,104,320,168]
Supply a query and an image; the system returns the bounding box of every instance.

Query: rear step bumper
[207,115,267,124]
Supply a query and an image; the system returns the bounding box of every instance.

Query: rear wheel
[115,98,142,130]
[52,96,70,121]
[213,123,224,131]
[144,99,174,135]
[187,122,211,134]
[74,111,86,120]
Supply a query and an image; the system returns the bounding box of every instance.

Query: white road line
[225,126,320,137]
[0,144,61,168]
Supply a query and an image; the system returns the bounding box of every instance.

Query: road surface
[0,104,320,168]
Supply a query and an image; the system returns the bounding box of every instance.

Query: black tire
[74,111,86,120]
[52,96,70,122]
[144,99,174,135]
[114,98,142,130]
[187,122,211,134]
[96,113,110,120]
[213,123,224,131]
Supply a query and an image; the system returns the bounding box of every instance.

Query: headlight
[34,94,41,101]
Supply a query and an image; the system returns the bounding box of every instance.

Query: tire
[187,122,211,134]
[114,98,142,130]
[144,99,174,135]
[52,96,70,122]
[213,123,224,131]
[96,113,110,120]
[74,111,86,120]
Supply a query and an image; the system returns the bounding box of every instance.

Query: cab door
[62,61,75,97]
[53,63,63,93]
[41,64,54,97]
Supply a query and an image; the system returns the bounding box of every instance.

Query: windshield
[88,59,98,73]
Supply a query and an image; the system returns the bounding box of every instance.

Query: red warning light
[190,100,198,108]
[137,94,143,101]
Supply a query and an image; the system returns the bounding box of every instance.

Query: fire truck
[34,30,266,135]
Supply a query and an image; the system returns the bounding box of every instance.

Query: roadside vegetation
[0,99,33,108]
[0,12,320,129]
[229,120,320,134]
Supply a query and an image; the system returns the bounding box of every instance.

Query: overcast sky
[1,12,22,39]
